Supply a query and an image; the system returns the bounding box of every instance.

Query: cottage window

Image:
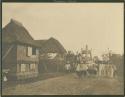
[30,64,36,71]
[20,64,26,72]
[32,48,36,55]
[47,53,57,59]
[36,49,39,55]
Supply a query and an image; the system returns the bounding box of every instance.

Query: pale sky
[2,3,124,56]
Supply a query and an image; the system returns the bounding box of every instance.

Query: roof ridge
[35,39,48,41]
[10,18,23,27]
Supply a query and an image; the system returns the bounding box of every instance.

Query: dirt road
[3,73,124,95]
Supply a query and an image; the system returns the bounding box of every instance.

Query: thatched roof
[36,37,67,54]
[2,19,40,47]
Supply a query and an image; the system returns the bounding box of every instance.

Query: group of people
[65,62,117,79]
[65,62,97,78]
[98,64,117,78]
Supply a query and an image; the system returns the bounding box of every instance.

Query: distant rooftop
[35,37,67,54]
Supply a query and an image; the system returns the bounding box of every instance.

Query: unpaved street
[3,73,124,95]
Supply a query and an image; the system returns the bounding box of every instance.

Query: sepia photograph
[2,3,124,95]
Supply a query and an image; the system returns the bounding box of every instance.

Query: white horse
[76,64,88,78]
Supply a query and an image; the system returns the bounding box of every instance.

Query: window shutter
[28,47,32,56]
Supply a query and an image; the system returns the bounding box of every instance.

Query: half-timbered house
[2,19,40,80]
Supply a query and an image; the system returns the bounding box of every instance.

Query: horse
[87,64,98,76]
[76,63,88,78]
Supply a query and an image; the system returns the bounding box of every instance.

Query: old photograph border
[1,1,125,97]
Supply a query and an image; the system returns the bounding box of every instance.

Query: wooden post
[17,64,20,73]
[57,62,58,72]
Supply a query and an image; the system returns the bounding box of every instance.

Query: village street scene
[2,3,124,95]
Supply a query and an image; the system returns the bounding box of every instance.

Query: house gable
[36,37,67,55]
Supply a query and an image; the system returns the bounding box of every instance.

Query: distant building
[36,38,67,72]
[2,19,40,80]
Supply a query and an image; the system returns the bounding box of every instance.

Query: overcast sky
[2,3,124,56]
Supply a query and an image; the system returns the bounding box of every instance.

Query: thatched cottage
[2,19,40,80]
[36,38,67,73]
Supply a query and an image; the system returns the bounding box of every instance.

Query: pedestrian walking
[109,65,115,78]
[76,64,82,79]
[81,64,88,77]
[113,65,117,77]
[65,62,71,73]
